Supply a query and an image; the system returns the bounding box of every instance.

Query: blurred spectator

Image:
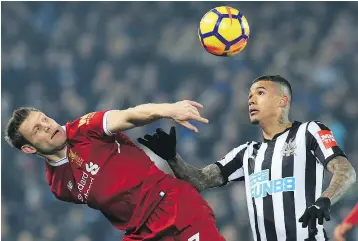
[2,2,358,240]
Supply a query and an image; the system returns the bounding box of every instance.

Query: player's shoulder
[65,110,112,138]
[233,141,259,153]
[238,141,256,149]
[303,120,331,131]
[65,111,102,129]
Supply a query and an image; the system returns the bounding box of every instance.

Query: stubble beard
[250,118,259,125]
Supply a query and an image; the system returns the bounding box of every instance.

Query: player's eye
[258,91,265,95]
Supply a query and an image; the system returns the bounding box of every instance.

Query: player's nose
[44,124,51,132]
[248,97,256,106]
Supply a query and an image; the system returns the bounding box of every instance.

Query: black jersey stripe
[262,141,278,241]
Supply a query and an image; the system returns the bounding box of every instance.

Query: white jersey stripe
[253,143,268,241]
[103,111,114,136]
[244,144,258,241]
[294,123,309,240]
[228,168,245,181]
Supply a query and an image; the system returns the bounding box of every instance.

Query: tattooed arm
[167,154,225,192]
[321,156,356,205]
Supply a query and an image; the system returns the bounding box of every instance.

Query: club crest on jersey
[78,112,96,127]
[318,130,337,149]
[281,138,297,157]
[69,149,84,168]
[67,181,73,191]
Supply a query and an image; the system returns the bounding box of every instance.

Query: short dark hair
[252,75,293,101]
[4,107,40,150]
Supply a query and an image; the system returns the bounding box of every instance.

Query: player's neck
[41,146,68,162]
[260,117,292,140]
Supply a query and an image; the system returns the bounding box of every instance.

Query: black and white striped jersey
[215,121,346,241]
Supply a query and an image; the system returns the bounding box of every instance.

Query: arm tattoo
[321,156,356,205]
[167,154,225,192]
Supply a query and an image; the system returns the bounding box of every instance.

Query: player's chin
[249,117,259,125]
[56,140,67,150]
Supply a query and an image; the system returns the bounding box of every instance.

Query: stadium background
[1,2,358,241]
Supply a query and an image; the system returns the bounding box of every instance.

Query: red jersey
[45,110,176,233]
[344,202,358,225]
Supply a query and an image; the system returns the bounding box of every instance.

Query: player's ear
[279,96,289,108]
[21,145,37,154]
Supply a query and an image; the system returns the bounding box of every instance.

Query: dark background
[2,2,358,241]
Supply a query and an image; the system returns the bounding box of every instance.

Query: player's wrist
[167,153,179,162]
[341,221,354,228]
[156,103,174,119]
[315,197,331,209]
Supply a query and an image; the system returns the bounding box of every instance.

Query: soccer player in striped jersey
[139,75,357,241]
[334,202,358,241]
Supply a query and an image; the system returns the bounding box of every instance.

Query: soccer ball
[198,6,250,56]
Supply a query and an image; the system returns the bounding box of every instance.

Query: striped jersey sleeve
[215,142,250,185]
[306,121,347,167]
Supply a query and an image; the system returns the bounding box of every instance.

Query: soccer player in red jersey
[334,202,358,241]
[4,101,225,241]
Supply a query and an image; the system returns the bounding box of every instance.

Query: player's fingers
[153,133,160,140]
[317,212,324,225]
[137,138,150,147]
[156,128,167,137]
[144,134,154,141]
[190,106,200,116]
[187,100,203,108]
[188,112,209,123]
[324,211,331,221]
[169,126,176,137]
[178,121,198,133]
[299,213,309,228]
[309,213,317,230]
[298,212,306,222]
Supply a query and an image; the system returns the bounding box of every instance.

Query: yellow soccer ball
[198,6,250,56]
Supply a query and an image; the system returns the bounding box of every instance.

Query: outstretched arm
[321,156,356,205]
[167,154,225,192]
[106,100,208,133]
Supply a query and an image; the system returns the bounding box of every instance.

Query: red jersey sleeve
[344,202,358,225]
[67,110,114,140]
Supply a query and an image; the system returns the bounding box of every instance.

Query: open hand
[169,100,209,133]
[138,127,177,160]
[299,197,331,240]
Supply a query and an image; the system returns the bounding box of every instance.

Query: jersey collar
[263,121,301,143]
[45,157,69,166]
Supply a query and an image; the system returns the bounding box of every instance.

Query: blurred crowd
[2,2,358,241]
